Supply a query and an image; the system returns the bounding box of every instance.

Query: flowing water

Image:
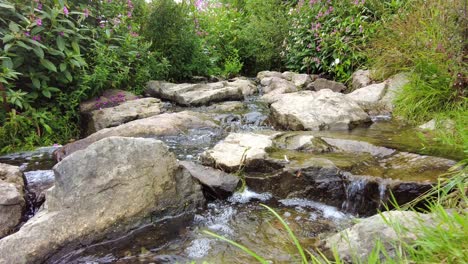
[0,94,461,264]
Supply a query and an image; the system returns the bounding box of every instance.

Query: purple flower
[131,32,139,37]
[36,18,42,26]
[24,31,30,37]
[32,35,41,42]
[37,3,42,10]
[58,31,64,36]
[63,6,69,16]
[84,8,89,18]
[127,11,132,17]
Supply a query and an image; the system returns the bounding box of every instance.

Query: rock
[291,73,312,88]
[257,71,283,80]
[380,73,410,112]
[351,70,372,90]
[24,170,55,209]
[261,77,298,94]
[308,78,346,92]
[201,133,276,172]
[0,137,205,264]
[273,133,333,153]
[180,161,240,199]
[322,137,396,158]
[346,83,387,111]
[0,163,25,238]
[281,71,295,81]
[270,90,370,131]
[418,119,455,131]
[80,89,138,113]
[85,98,165,134]
[205,101,246,113]
[54,111,218,161]
[323,211,435,262]
[146,79,256,106]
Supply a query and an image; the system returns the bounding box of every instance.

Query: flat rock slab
[0,137,204,264]
[180,161,240,199]
[55,111,218,161]
[0,163,25,238]
[270,89,370,131]
[201,133,276,172]
[146,79,256,106]
[85,98,165,134]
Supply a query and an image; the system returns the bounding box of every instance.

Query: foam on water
[227,188,273,204]
[279,198,348,219]
[186,238,212,259]
[24,170,55,185]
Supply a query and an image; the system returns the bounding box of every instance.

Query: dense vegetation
[0,0,466,262]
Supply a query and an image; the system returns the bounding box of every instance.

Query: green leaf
[32,78,41,89]
[40,59,57,72]
[4,43,13,53]
[64,70,72,82]
[25,38,47,49]
[47,87,61,92]
[56,36,65,51]
[16,41,32,50]
[31,27,44,35]
[42,90,51,98]
[59,63,67,72]
[8,21,19,32]
[69,59,80,67]
[0,3,15,10]
[2,57,13,69]
[71,41,80,54]
[33,46,44,59]
[48,49,65,57]
[2,34,15,43]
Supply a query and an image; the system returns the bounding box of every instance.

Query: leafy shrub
[222,49,243,78]
[285,0,405,82]
[368,0,467,148]
[145,0,211,81]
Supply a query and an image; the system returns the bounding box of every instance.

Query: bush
[368,0,467,149]
[145,0,211,81]
[285,0,405,82]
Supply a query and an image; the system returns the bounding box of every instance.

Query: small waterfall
[342,176,369,214]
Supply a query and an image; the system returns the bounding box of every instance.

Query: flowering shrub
[285,0,404,82]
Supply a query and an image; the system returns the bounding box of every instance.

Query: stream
[0,94,461,264]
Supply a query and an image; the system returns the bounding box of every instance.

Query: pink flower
[37,3,42,10]
[63,6,69,16]
[24,31,30,37]
[127,11,132,17]
[84,8,89,18]
[131,32,139,37]
[32,35,41,42]
[36,18,42,26]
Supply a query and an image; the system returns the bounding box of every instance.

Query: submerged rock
[84,97,165,134]
[180,161,240,199]
[270,90,370,131]
[0,163,25,238]
[146,79,256,106]
[0,137,204,264]
[323,211,436,262]
[54,111,218,161]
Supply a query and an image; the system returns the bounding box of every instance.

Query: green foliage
[145,0,211,81]
[195,0,290,76]
[222,49,243,78]
[285,0,405,82]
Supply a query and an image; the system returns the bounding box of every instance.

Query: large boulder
[0,137,205,264]
[257,71,283,80]
[54,111,218,161]
[0,163,25,238]
[84,97,165,134]
[260,77,299,103]
[307,78,346,93]
[201,132,277,172]
[180,161,240,199]
[323,211,435,262]
[146,79,256,106]
[346,83,387,111]
[380,73,410,112]
[79,89,138,113]
[270,90,370,131]
[351,70,372,90]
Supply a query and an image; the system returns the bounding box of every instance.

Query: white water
[279,198,349,220]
